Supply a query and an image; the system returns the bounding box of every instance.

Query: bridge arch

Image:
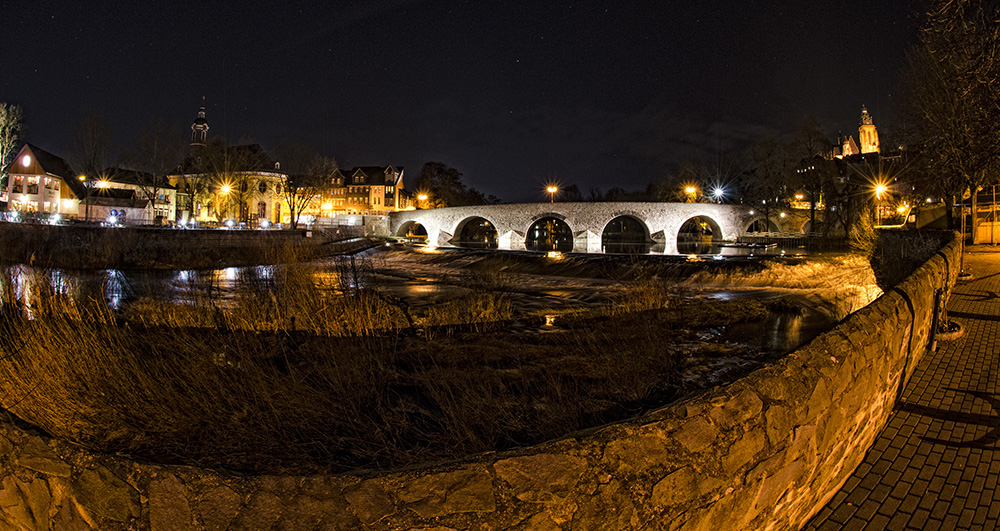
[746,218,780,233]
[525,215,574,252]
[396,220,428,240]
[453,216,499,249]
[601,215,652,254]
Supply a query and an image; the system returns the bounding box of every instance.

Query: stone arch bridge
[388,202,806,254]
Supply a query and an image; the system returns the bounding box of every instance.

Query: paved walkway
[804,248,1000,530]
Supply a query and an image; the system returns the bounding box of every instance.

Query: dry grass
[0,259,778,474]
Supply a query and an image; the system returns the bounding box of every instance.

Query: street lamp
[417,193,428,209]
[546,185,558,203]
[78,175,91,222]
[684,185,698,203]
[874,183,888,226]
[713,187,724,203]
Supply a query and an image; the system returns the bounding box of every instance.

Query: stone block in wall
[673,416,719,453]
[707,388,763,430]
[395,468,496,519]
[494,453,587,505]
[601,426,675,476]
[148,474,192,531]
[194,485,241,531]
[72,464,140,523]
[0,476,51,530]
[343,479,395,525]
[570,478,636,530]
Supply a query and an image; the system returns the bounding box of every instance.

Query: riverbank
[0,221,372,269]
[0,247,862,474]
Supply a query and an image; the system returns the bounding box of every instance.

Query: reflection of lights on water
[546,251,564,260]
[103,269,128,310]
[686,254,702,262]
[417,246,441,254]
[713,255,725,261]
[253,265,274,280]
[545,315,556,326]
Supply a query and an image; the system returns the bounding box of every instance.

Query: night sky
[3,1,920,203]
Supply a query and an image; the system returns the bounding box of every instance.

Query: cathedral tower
[858,106,880,154]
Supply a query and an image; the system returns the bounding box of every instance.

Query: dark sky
[2,1,920,203]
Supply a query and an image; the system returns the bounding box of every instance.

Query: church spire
[190,97,209,150]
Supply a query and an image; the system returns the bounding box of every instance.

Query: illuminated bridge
[388,202,807,254]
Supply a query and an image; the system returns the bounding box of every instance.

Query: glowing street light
[873,183,890,226]
[546,185,558,203]
[874,183,888,200]
[713,187,724,203]
[220,184,231,194]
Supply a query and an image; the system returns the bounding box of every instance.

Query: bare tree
[741,140,790,232]
[902,1,1000,241]
[272,142,337,229]
[125,119,185,223]
[68,110,116,221]
[0,103,24,193]
[199,137,271,224]
[788,116,836,233]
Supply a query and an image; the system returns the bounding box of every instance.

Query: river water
[0,245,881,357]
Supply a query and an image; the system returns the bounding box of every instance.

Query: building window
[257,201,266,219]
[275,183,282,195]
[13,175,23,193]
[27,177,39,195]
[273,203,281,224]
[259,182,268,194]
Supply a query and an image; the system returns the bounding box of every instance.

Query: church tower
[190,98,209,151]
[858,106,880,154]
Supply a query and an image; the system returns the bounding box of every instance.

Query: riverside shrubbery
[0,257,780,474]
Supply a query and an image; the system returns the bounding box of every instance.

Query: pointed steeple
[190,97,209,150]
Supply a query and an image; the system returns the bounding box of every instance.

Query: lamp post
[546,185,558,203]
[874,183,888,227]
[417,193,428,209]
[78,175,91,222]
[219,184,231,222]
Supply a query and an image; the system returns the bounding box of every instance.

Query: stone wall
[0,234,959,530]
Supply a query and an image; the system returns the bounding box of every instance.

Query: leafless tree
[741,140,790,232]
[68,110,116,221]
[0,103,24,192]
[788,116,836,233]
[272,142,337,229]
[901,1,1000,241]
[125,119,185,222]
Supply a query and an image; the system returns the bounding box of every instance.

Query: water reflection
[0,263,288,311]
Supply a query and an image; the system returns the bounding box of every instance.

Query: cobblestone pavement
[803,248,1000,530]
